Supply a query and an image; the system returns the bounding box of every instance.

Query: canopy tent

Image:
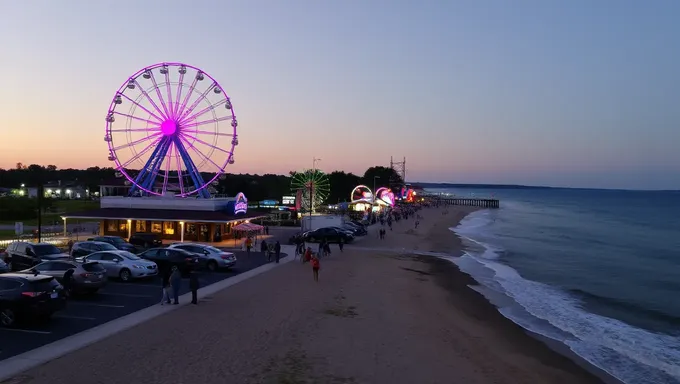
[232,222,264,232]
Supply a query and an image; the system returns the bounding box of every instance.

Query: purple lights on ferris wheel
[105,62,238,198]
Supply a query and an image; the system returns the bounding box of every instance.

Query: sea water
[432,187,680,384]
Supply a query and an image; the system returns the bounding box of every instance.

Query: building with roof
[61,191,266,243]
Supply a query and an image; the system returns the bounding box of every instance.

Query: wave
[446,211,680,384]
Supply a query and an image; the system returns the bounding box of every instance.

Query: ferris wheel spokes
[133,79,168,121]
[128,136,173,196]
[112,132,163,152]
[146,70,171,119]
[119,135,162,169]
[173,137,211,198]
[179,132,232,155]
[179,134,226,174]
[112,111,161,126]
[117,92,165,123]
[163,68,174,119]
[180,115,233,129]
[178,82,216,123]
[175,74,200,123]
[180,98,227,125]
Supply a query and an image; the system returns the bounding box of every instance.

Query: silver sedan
[80,250,158,281]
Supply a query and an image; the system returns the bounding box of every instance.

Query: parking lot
[0,250,287,361]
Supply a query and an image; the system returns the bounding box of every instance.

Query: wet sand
[3,206,605,384]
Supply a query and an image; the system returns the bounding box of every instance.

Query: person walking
[62,268,75,297]
[311,253,320,282]
[170,266,182,305]
[338,238,344,253]
[245,237,253,255]
[261,239,268,260]
[160,267,172,305]
[189,271,200,305]
[274,240,281,263]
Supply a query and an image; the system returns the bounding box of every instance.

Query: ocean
[430,187,680,384]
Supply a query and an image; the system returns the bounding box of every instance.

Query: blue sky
[0,0,678,189]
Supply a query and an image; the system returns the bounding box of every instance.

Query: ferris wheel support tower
[390,156,406,185]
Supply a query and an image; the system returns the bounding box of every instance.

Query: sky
[0,0,679,190]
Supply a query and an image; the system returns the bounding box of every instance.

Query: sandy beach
[3,206,604,384]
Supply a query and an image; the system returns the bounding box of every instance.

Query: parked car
[0,259,9,274]
[168,243,236,271]
[341,223,367,236]
[19,260,107,294]
[128,233,163,249]
[0,273,66,327]
[4,242,71,271]
[138,248,205,275]
[302,227,354,244]
[87,236,137,252]
[329,226,356,236]
[80,250,158,281]
[70,241,119,259]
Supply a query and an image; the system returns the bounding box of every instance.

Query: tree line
[0,163,404,204]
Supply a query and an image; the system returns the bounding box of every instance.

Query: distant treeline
[0,163,404,203]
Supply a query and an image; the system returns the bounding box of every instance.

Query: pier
[431,197,500,208]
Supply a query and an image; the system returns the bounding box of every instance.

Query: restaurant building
[61,192,266,243]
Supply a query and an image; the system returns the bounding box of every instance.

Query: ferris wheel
[290,170,330,213]
[105,62,238,198]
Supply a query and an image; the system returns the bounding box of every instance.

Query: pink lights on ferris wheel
[105,62,238,198]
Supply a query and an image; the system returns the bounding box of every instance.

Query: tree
[15,162,25,170]
[327,171,361,203]
[46,165,57,172]
[362,166,403,190]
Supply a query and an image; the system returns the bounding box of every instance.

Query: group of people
[260,239,282,263]
[160,266,200,305]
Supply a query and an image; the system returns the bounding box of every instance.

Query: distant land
[412,182,680,192]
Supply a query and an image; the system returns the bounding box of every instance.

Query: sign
[282,195,295,205]
[15,222,23,235]
[234,192,248,215]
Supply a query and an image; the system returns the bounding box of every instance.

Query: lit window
[136,220,146,232]
[163,222,175,235]
[151,222,162,233]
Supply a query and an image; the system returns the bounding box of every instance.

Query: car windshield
[33,244,62,256]
[205,246,221,253]
[120,252,141,260]
[99,243,118,250]
[108,238,126,244]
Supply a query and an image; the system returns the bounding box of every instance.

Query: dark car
[5,242,71,271]
[302,227,354,244]
[341,223,367,236]
[70,241,119,259]
[20,260,107,294]
[138,248,205,275]
[88,236,136,252]
[128,233,163,248]
[0,273,66,327]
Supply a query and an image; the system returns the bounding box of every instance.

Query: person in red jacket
[311,254,320,282]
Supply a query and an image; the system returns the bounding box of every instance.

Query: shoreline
[423,206,622,384]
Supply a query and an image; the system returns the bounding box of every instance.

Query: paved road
[0,250,287,361]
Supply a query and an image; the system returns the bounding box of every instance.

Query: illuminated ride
[351,185,373,203]
[374,187,395,206]
[290,169,330,213]
[105,62,238,198]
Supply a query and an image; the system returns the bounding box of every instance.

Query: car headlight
[132,265,144,269]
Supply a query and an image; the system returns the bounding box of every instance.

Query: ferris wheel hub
[161,119,178,136]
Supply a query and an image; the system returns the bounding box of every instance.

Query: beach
[4,206,604,384]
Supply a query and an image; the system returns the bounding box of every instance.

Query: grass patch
[0,199,100,225]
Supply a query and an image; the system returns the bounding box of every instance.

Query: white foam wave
[447,219,680,384]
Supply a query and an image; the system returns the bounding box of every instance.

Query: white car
[78,250,158,281]
[168,243,236,271]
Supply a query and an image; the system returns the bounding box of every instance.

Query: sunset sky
[1,0,679,189]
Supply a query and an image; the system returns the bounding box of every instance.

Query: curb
[0,246,295,381]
